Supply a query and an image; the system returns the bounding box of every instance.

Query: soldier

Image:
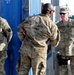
[17,3,60,75]
[56,7,74,75]
[0,17,12,75]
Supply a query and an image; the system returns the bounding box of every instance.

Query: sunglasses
[51,10,55,12]
[60,13,66,15]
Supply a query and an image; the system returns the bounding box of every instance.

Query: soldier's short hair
[42,3,54,14]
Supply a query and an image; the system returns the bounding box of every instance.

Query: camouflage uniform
[17,14,60,75]
[0,17,12,75]
[56,19,74,75]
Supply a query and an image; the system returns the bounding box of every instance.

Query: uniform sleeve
[49,22,60,47]
[18,21,26,42]
[18,17,31,41]
[1,18,12,43]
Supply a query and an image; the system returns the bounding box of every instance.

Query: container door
[3,0,21,75]
[22,0,29,20]
[0,0,4,17]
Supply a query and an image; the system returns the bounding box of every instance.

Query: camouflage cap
[60,7,69,14]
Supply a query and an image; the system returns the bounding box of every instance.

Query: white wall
[41,0,51,3]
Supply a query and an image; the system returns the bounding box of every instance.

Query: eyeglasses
[60,13,66,15]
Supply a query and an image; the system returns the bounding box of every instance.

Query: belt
[61,56,74,60]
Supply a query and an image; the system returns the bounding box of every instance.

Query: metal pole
[67,60,72,75]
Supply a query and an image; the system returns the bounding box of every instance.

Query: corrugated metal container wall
[0,0,41,75]
[0,0,4,17]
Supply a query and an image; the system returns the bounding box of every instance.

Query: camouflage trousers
[59,57,74,75]
[0,50,7,75]
[17,52,46,75]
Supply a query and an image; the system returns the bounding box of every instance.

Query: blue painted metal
[28,68,33,75]
[30,0,41,16]
[0,0,41,75]
[22,0,29,20]
[22,0,41,20]
[0,0,4,17]
[3,0,21,75]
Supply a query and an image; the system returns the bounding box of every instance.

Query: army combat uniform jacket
[57,19,74,56]
[55,18,74,75]
[0,17,12,75]
[0,17,12,51]
[18,14,60,58]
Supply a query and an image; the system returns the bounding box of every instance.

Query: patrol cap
[60,7,70,14]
